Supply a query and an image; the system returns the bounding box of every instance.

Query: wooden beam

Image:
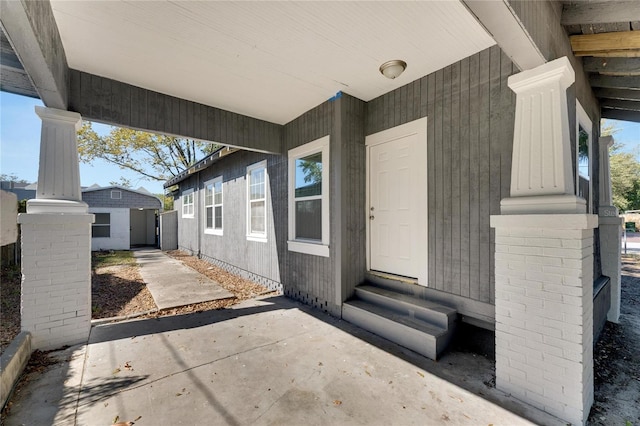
[601,108,640,123]
[594,87,640,101]
[600,99,640,112]
[570,31,640,57]
[562,2,640,26]
[68,70,284,154]
[462,0,545,71]
[590,74,640,89]
[0,0,68,109]
[583,57,640,74]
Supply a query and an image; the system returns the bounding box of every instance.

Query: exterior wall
[367,45,516,307]
[82,188,162,209]
[177,151,284,293]
[176,95,365,315]
[89,207,129,251]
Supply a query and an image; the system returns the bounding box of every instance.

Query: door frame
[365,117,428,286]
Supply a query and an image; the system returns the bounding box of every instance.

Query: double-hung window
[247,161,267,241]
[205,177,223,234]
[287,135,330,257]
[182,189,194,218]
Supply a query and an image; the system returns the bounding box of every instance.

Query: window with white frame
[247,161,267,240]
[287,135,330,257]
[182,189,194,218]
[204,177,223,234]
[576,102,592,213]
[92,213,111,238]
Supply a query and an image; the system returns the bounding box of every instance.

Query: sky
[0,92,166,194]
[1,90,639,196]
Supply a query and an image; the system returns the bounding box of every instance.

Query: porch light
[379,60,407,79]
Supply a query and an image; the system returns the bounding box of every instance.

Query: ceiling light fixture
[379,60,407,79]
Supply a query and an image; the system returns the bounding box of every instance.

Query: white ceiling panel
[51,1,495,125]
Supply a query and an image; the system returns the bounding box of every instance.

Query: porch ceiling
[562,1,640,123]
[47,0,495,125]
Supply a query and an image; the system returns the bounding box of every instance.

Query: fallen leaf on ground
[333,400,342,406]
[417,371,424,378]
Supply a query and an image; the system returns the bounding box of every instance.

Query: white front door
[367,118,427,285]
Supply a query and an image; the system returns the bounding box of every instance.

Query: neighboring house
[5,2,635,424]
[1,181,36,201]
[81,186,162,251]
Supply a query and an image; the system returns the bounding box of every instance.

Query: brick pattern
[494,225,593,425]
[20,214,92,350]
[82,188,161,209]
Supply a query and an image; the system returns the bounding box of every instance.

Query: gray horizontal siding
[367,46,517,305]
[177,151,283,292]
[82,188,162,209]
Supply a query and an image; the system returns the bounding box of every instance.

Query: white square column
[597,135,622,323]
[492,57,597,425]
[17,107,94,350]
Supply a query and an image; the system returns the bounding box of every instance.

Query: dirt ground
[0,250,270,354]
[0,264,21,353]
[588,254,640,425]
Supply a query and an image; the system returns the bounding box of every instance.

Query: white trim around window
[287,135,330,257]
[576,101,593,213]
[246,160,268,242]
[204,176,223,235]
[182,189,194,218]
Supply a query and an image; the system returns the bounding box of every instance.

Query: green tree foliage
[601,120,640,212]
[0,174,29,184]
[610,143,640,212]
[77,122,219,182]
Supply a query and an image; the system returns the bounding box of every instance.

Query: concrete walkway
[5,296,564,426]
[133,249,233,309]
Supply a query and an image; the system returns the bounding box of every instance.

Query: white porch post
[17,107,93,350]
[490,57,596,425]
[597,135,622,322]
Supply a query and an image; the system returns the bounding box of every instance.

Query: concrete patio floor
[5,296,564,426]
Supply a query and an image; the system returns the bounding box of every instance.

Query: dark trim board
[68,70,283,154]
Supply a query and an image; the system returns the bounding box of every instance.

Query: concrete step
[343,287,457,360]
[355,285,457,329]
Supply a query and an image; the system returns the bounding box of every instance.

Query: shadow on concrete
[74,375,149,408]
[89,296,292,345]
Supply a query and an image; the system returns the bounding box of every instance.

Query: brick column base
[18,213,93,350]
[490,214,597,425]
